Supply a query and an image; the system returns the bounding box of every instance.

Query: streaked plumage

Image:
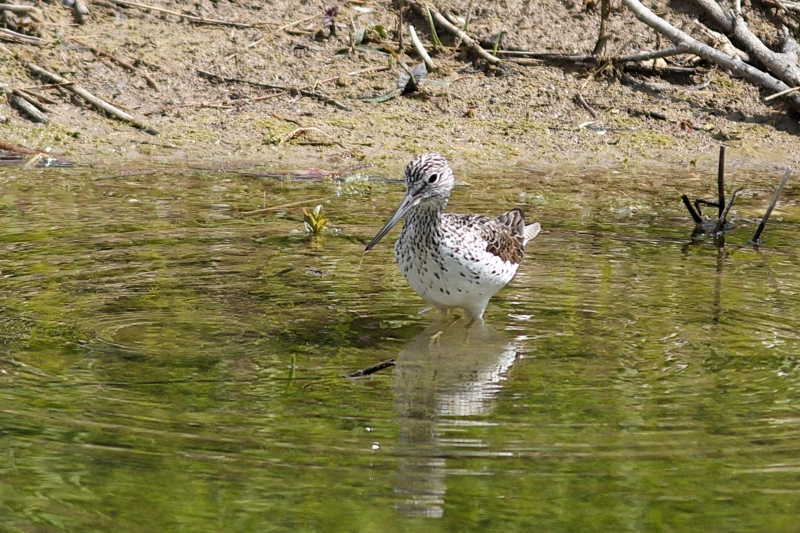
[366,153,540,321]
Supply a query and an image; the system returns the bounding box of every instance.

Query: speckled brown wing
[494,208,526,236]
[496,208,541,246]
[482,210,526,264]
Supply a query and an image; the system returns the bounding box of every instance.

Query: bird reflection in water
[392,317,518,518]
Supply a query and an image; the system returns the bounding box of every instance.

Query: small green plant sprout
[302,204,328,235]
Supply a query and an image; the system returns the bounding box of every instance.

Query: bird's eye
[428,173,439,184]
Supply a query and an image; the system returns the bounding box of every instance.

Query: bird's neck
[406,197,447,230]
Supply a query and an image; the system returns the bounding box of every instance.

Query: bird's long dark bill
[365,194,421,251]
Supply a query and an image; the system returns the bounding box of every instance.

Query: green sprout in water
[302,204,328,235]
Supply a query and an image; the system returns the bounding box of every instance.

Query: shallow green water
[2,162,800,532]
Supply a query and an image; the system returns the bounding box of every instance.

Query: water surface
[1,162,800,532]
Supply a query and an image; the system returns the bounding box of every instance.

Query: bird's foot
[428,330,443,347]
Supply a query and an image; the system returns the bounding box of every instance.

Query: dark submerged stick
[681,194,704,224]
[717,145,726,219]
[344,359,396,378]
[714,185,744,235]
[694,198,719,218]
[751,167,792,244]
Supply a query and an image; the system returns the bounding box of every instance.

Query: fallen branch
[0,27,42,45]
[409,24,436,71]
[0,4,40,13]
[11,87,53,114]
[108,0,261,28]
[27,63,158,134]
[403,0,501,65]
[620,0,800,111]
[10,94,48,123]
[751,168,792,243]
[693,0,800,86]
[196,69,351,111]
[70,38,160,91]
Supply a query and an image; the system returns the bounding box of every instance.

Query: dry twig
[27,63,158,134]
[403,0,501,65]
[108,0,262,28]
[70,38,160,91]
[197,69,351,111]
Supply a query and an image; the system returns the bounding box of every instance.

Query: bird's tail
[496,208,541,247]
[523,222,541,246]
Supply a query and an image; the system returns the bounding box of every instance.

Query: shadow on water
[393,318,516,518]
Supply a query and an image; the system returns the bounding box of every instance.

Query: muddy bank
[1,0,800,175]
